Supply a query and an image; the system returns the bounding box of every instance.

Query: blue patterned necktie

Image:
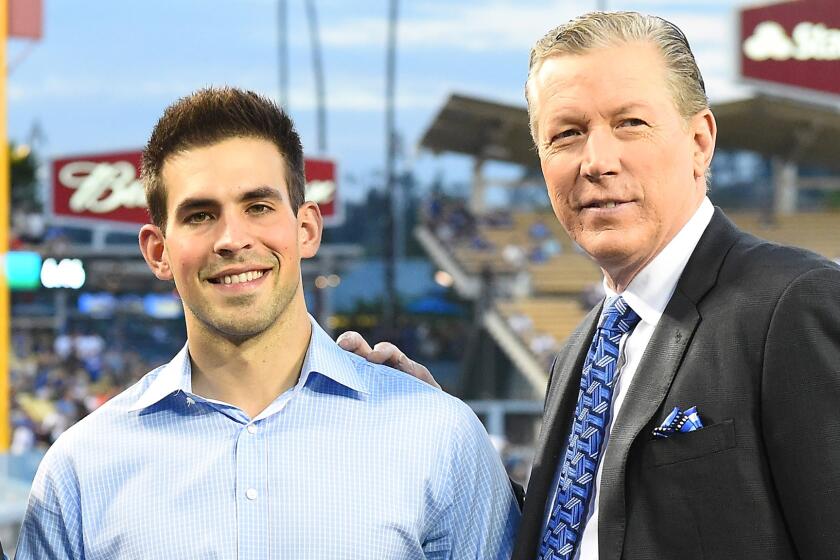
[539,296,641,560]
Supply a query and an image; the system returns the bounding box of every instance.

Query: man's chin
[578,234,642,268]
[208,318,272,343]
[187,306,275,343]
[580,233,660,290]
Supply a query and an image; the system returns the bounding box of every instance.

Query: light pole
[278,0,289,109]
[0,0,9,450]
[383,0,398,331]
[305,0,327,153]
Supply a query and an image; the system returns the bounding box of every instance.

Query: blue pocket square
[652,406,704,439]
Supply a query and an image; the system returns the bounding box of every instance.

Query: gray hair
[525,11,708,142]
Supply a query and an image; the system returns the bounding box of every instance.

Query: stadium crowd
[9,329,152,454]
[422,193,569,265]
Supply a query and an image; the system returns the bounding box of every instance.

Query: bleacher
[727,211,840,259]
[528,253,602,294]
[445,211,603,294]
[422,206,840,396]
[496,298,587,351]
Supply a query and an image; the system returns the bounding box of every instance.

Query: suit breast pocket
[647,418,736,467]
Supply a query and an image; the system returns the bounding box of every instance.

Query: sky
[8,0,758,203]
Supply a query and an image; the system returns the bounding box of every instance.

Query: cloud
[707,76,753,103]
[9,4,743,114]
[8,76,199,104]
[7,72,445,114]
[314,1,583,52]
[287,83,440,112]
[621,0,745,7]
[313,2,739,54]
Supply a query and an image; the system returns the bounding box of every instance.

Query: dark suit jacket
[512,209,840,560]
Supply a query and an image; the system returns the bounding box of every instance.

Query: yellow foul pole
[0,0,10,451]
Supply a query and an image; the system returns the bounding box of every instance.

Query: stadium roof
[420,93,840,171]
[713,95,840,171]
[419,94,539,169]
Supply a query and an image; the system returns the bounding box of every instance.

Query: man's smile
[205,266,272,291]
[578,199,637,219]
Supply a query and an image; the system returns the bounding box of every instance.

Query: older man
[341,11,840,560]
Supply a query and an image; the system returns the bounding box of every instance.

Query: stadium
[2,0,840,556]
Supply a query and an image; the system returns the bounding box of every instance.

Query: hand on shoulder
[336,331,441,390]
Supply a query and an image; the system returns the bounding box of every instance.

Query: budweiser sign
[51,150,341,227]
[740,0,840,98]
[52,151,148,225]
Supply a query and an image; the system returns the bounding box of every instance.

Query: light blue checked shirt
[16,317,519,559]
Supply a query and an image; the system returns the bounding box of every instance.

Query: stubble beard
[187,276,301,344]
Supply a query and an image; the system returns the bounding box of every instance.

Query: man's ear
[297,201,323,259]
[692,109,717,180]
[139,224,174,281]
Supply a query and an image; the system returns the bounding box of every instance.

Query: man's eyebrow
[542,111,587,130]
[238,185,285,203]
[174,197,217,218]
[613,102,653,115]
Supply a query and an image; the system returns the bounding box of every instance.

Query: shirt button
[247,424,257,434]
[246,488,258,500]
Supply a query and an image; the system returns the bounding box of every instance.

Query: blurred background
[2,0,840,553]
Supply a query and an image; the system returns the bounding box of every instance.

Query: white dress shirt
[542,197,714,559]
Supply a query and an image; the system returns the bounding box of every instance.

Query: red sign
[52,151,147,226]
[303,157,341,226]
[740,0,840,99]
[9,0,43,39]
[51,150,341,227]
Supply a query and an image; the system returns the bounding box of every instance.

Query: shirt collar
[604,196,714,326]
[129,314,369,413]
[300,314,370,395]
[128,343,192,412]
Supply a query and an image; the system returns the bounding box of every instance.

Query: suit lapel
[596,289,699,560]
[596,208,741,560]
[512,304,600,559]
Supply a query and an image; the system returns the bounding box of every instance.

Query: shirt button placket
[236,421,269,559]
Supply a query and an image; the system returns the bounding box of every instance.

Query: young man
[16,87,519,559]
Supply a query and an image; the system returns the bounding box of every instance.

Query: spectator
[528,220,550,241]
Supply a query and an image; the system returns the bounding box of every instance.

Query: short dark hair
[141,87,305,232]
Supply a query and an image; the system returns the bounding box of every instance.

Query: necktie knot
[600,296,641,335]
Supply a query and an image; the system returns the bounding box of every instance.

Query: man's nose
[213,215,253,255]
[580,127,620,181]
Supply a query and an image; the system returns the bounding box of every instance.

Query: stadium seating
[727,211,840,259]
[424,207,840,392]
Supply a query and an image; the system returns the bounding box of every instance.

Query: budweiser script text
[59,161,146,214]
[58,160,336,215]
